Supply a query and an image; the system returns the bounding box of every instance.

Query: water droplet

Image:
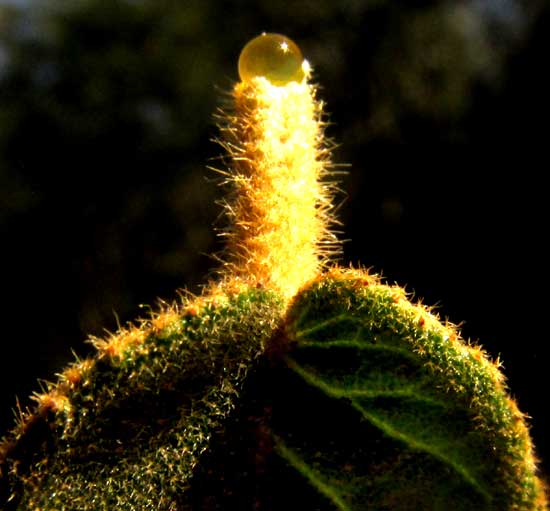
[238,33,305,86]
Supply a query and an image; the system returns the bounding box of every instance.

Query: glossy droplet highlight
[238,33,306,86]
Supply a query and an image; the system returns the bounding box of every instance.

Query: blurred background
[1,0,548,479]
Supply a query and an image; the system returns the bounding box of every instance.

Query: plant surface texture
[0,33,547,510]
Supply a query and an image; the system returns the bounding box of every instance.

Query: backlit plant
[0,33,547,511]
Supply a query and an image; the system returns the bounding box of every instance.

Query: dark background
[1,0,548,480]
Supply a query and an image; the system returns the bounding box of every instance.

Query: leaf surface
[267,271,543,510]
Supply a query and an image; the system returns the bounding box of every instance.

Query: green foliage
[0,289,284,510]
[187,273,545,510]
[2,273,545,509]
[276,274,542,510]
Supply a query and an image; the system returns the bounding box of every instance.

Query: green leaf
[2,272,546,510]
[0,289,284,510]
[272,271,544,510]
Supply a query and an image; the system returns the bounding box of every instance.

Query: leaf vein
[274,435,351,511]
[285,358,492,502]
